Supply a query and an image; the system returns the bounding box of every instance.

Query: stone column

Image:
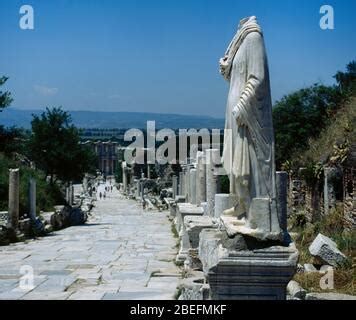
[196,152,206,205]
[69,183,74,206]
[324,167,336,216]
[185,166,191,203]
[206,149,220,217]
[135,179,140,199]
[65,187,70,203]
[122,162,127,193]
[276,172,288,232]
[179,172,184,196]
[189,169,197,205]
[147,164,151,179]
[214,194,237,218]
[140,180,144,200]
[29,178,36,221]
[8,169,20,229]
[30,161,36,169]
[172,175,178,199]
[123,168,128,193]
[83,175,88,193]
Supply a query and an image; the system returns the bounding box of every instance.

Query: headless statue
[220,16,282,241]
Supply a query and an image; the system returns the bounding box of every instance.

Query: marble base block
[176,204,204,263]
[185,216,218,248]
[215,194,238,218]
[199,229,298,300]
[220,197,283,242]
[178,271,210,300]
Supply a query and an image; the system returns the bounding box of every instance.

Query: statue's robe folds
[222,20,277,226]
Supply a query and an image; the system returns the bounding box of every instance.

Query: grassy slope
[297,97,356,165]
[290,206,355,295]
[289,97,356,295]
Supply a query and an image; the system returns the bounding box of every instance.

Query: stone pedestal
[196,152,206,205]
[122,162,128,193]
[172,176,178,199]
[185,166,191,203]
[178,172,184,196]
[68,183,74,206]
[214,194,237,218]
[29,178,36,221]
[199,229,298,300]
[65,187,68,203]
[147,164,151,179]
[135,180,140,199]
[83,175,88,194]
[176,203,204,262]
[178,271,211,300]
[8,169,20,229]
[140,180,144,200]
[189,169,197,205]
[206,149,220,217]
[185,216,217,248]
[201,202,208,216]
[169,201,177,218]
[181,167,186,199]
[184,215,217,269]
[71,184,75,205]
[170,196,186,218]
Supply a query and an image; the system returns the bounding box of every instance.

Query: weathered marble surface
[176,203,204,233]
[178,271,210,300]
[196,152,206,205]
[306,292,356,300]
[198,228,298,300]
[220,16,281,240]
[184,216,217,248]
[176,204,204,263]
[206,149,220,217]
[215,194,237,218]
[8,169,20,229]
[309,233,347,267]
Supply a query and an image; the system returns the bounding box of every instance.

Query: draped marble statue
[220,16,282,241]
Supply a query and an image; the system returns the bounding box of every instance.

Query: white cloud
[33,85,58,96]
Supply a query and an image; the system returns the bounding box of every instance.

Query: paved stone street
[0,185,181,300]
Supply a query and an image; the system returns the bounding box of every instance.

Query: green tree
[273,84,346,168]
[28,107,97,184]
[0,76,13,111]
[334,60,356,94]
[0,76,24,155]
[0,126,28,155]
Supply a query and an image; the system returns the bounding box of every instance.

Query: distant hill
[0,108,224,130]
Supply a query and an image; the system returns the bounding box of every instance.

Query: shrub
[0,153,64,215]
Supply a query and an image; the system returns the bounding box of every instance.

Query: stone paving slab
[102,290,174,300]
[0,185,181,300]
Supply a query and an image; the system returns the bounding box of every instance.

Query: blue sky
[0,0,355,118]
